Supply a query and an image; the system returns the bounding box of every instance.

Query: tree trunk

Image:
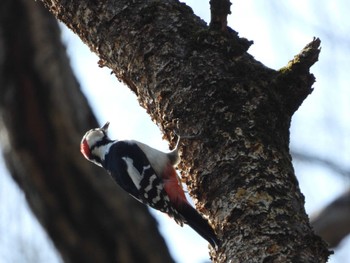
[21,0,332,262]
[0,0,174,262]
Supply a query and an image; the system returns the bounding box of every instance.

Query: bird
[80,121,219,248]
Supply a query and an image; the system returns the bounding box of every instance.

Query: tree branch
[274,37,321,115]
[311,190,350,248]
[36,0,330,262]
[292,150,350,178]
[0,0,174,262]
[209,0,231,32]
[293,150,350,247]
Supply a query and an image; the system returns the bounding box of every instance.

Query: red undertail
[162,164,219,248]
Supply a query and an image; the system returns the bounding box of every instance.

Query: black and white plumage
[80,122,219,248]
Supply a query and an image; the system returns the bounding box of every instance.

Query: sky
[0,1,349,263]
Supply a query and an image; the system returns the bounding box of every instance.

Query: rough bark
[36,0,331,262]
[0,0,174,262]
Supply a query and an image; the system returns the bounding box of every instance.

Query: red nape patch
[80,139,91,159]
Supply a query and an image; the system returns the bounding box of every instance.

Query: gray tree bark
[3,0,332,262]
[0,0,174,262]
[37,0,332,262]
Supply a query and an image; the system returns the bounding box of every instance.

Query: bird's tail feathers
[179,203,220,249]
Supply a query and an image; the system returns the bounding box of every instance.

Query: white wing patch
[143,169,155,193]
[122,157,142,190]
[132,141,169,175]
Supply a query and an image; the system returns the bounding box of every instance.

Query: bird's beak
[101,121,110,131]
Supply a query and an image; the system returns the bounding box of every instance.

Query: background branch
[292,151,350,178]
[0,0,174,262]
[311,190,350,248]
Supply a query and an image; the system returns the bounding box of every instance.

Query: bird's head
[80,121,111,165]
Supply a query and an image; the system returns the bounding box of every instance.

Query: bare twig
[209,0,232,32]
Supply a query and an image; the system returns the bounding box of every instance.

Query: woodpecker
[80,122,219,248]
